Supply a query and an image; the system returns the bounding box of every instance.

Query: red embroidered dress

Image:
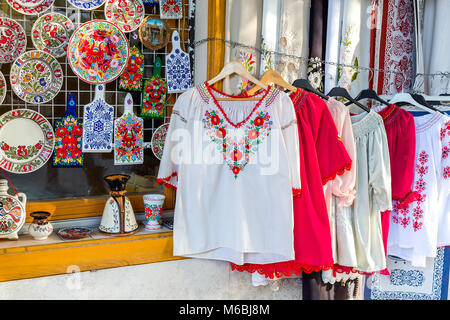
[231,89,352,278]
[157,83,302,265]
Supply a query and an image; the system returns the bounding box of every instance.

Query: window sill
[0,210,183,282]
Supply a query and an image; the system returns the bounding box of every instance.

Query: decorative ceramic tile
[104,0,145,33]
[53,94,84,168]
[119,46,144,91]
[141,57,167,118]
[0,109,55,174]
[67,20,129,85]
[142,0,158,5]
[364,247,450,300]
[6,0,54,16]
[82,85,114,153]
[31,12,75,58]
[114,93,144,165]
[166,30,192,93]
[67,0,106,10]
[10,50,63,104]
[138,15,170,51]
[159,0,182,19]
[0,17,27,64]
[0,72,6,105]
[151,123,168,160]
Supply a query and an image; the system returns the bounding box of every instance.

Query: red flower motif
[254,116,264,127]
[56,149,67,158]
[248,129,259,140]
[135,56,143,65]
[56,127,68,137]
[418,151,429,165]
[71,149,82,158]
[17,146,27,157]
[232,166,240,175]
[231,150,243,161]
[72,125,82,137]
[444,166,450,179]
[216,127,226,138]
[35,63,45,72]
[211,115,220,125]
[443,146,449,159]
[35,142,42,150]
[1,142,9,151]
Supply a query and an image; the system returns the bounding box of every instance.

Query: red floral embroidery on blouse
[443,146,450,159]
[444,166,450,180]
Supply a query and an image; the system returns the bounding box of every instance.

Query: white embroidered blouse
[157,82,301,265]
[387,113,450,267]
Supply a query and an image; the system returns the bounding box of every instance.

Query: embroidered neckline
[378,104,400,123]
[415,112,443,133]
[202,81,273,128]
[289,88,307,109]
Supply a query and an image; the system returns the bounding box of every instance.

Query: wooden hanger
[207,61,268,101]
[246,70,297,95]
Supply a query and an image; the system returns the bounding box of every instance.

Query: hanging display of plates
[138,15,170,51]
[118,46,144,91]
[151,123,168,160]
[0,109,55,174]
[6,0,54,16]
[0,72,6,106]
[58,227,93,240]
[82,85,114,153]
[0,17,27,64]
[67,0,106,10]
[114,93,144,165]
[166,30,192,93]
[68,20,129,85]
[104,0,145,33]
[159,0,182,19]
[52,94,84,168]
[31,12,75,58]
[141,57,167,119]
[10,50,63,104]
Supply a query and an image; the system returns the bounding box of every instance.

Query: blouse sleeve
[368,122,393,213]
[279,92,302,197]
[156,90,192,189]
[308,95,352,186]
[393,112,418,208]
[438,118,450,199]
[331,106,357,207]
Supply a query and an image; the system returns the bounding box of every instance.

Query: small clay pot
[29,211,53,240]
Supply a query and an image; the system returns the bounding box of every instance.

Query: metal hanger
[247,70,297,95]
[327,86,370,112]
[292,78,329,100]
[207,61,268,101]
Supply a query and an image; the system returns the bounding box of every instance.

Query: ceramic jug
[29,211,53,240]
[0,179,27,240]
[99,174,139,235]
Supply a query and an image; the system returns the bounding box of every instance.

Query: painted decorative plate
[0,17,27,64]
[58,227,93,239]
[0,72,6,106]
[159,0,182,19]
[151,123,168,160]
[31,13,75,58]
[10,50,63,104]
[68,20,129,85]
[67,0,106,10]
[6,0,54,16]
[0,109,55,174]
[138,15,170,50]
[104,0,145,33]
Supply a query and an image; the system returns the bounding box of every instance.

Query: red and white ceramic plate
[6,0,54,16]
[151,123,168,160]
[68,20,130,84]
[0,109,55,174]
[0,72,6,105]
[104,0,145,33]
[0,17,27,64]
[31,12,75,58]
[58,227,93,239]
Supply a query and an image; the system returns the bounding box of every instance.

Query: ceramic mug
[143,194,165,230]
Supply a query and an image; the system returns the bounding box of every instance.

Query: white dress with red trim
[157,82,301,265]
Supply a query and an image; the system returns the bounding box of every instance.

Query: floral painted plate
[68,20,129,85]
[0,109,55,174]
[0,17,27,64]
[151,123,168,160]
[6,0,54,16]
[67,0,106,10]
[104,0,145,33]
[58,227,93,239]
[10,50,63,104]
[31,12,75,58]
[0,72,6,106]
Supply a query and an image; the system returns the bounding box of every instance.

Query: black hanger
[292,79,329,100]
[411,93,445,114]
[345,89,390,107]
[327,87,370,113]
